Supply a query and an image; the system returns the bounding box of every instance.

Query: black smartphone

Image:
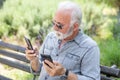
[24,36,33,50]
[41,54,53,68]
[41,54,53,63]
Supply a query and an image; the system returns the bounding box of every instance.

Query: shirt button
[45,76,48,80]
[45,75,49,80]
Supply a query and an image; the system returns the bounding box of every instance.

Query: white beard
[54,26,73,40]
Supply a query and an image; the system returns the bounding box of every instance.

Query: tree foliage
[0,0,119,41]
[0,0,58,40]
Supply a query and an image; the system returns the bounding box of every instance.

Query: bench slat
[0,41,120,80]
[100,66,120,78]
[101,75,112,80]
[0,49,29,63]
[0,57,30,73]
[0,75,12,80]
[0,41,25,53]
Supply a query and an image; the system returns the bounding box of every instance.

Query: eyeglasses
[52,21,64,29]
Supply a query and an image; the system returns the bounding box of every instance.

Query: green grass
[98,38,120,67]
[0,66,34,80]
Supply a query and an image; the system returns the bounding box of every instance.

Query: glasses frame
[52,21,64,29]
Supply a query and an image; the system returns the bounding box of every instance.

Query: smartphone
[24,36,33,50]
[41,54,53,63]
[41,54,53,68]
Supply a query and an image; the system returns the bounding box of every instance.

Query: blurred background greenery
[0,0,120,80]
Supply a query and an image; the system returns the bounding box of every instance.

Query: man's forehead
[53,10,72,22]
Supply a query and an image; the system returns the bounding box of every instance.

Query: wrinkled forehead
[53,9,72,24]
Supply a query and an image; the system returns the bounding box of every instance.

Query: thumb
[33,46,38,50]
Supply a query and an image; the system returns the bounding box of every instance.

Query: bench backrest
[0,40,120,80]
[0,40,30,73]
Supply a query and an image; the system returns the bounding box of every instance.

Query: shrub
[80,1,116,40]
[0,0,59,41]
[0,0,118,41]
[99,38,120,67]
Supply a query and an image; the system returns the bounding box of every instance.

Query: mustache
[54,30,63,35]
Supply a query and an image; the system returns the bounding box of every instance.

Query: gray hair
[58,1,82,26]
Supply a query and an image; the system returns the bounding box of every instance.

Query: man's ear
[73,23,79,31]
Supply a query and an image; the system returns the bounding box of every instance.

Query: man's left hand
[43,60,66,76]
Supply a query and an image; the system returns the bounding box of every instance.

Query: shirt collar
[73,29,84,44]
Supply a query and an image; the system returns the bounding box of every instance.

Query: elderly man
[25,1,100,80]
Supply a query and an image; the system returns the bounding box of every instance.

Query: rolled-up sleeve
[77,46,100,80]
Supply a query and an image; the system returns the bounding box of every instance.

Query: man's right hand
[25,47,40,72]
[25,47,38,61]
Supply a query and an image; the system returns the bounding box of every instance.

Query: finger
[33,46,38,50]
[26,53,36,57]
[25,45,28,49]
[43,62,52,72]
[25,49,34,54]
[45,60,55,69]
[25,50,37,57]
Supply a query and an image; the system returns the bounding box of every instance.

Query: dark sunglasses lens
[52,21,62,29]
[57,24,62,29]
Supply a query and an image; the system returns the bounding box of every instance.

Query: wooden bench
[0,40,35,80]
[0,40,120,80]
[100,65,120,80]
[0,75,12,80]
